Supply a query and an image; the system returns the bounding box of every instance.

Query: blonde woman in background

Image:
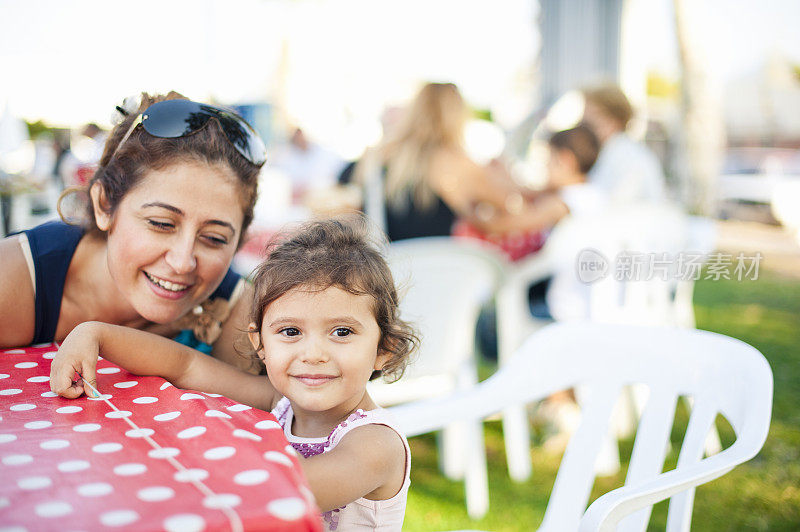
[353,82,567,242]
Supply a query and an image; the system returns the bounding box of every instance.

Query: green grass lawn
[402,268,800,531]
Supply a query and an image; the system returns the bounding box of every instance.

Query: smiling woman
[0,91,266,372]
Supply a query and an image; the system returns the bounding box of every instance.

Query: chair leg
[439,423,467,480]
[464,419,490,519]
[502,405,532,482]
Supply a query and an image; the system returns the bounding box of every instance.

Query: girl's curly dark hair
[248,215,419,382]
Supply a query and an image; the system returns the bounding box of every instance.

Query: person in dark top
[0,92,266,373]
[346,82,569,242]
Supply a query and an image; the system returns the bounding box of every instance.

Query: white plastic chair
[367,237,505,519]
[511,205,721,475]
[391,321,772,531]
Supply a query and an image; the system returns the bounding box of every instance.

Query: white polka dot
[0,373,9,379]
[4,349,25,354]
[100,510,139,527]
[114,381,138,389]
[42,351,58,359]
[0,434,17,444]
[97,367,120,374]
[0,496,9,508]
[40,391,58,398]
[148,447,180,459]
[204,409,231,419]
[267,497,307,521]
[40,439,69,450]
[10,403,35,411]
[27,376,50,383]
[255,419,281,430]
[0,525,26,532]
[203,446,236,460]
[2,454,33,466]
[159,382,172,390]
[24,421,52,430]
[226,404,252,412]
[174,469,208,483]
[126,428,154,438]
[17,476,52,490]
[233,469,270,486]
[263,451,293,466]
[203,393,223,398]
[285,444,298,456]
[232,429,262,442]
[56,406,82,414]
[132,397,158,404]
[35,501,72,518]
[180,393,205,400]
[114,463,147,476]
[177,426,206,439]
[92,443,123,453]
[0,389,22,395]
[163,514,205,532]
[105,410,132,419]
[77,482,113,497]
[137,486,175,502]
[88,393,113,401]
[72,423,100,432]
[203,494,241,509]
[73,423,101,432]
[57,460,90,472]
[15,362,38,368]
[154,411,181,422]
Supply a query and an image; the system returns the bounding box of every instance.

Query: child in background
[50,216,419,531]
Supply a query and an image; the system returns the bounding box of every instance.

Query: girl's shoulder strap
[271,396,292,427]
[328,407,408,451]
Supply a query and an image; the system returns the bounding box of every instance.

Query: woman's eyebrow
[141,202,235,232]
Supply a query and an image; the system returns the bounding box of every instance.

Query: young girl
[50,217,419,531]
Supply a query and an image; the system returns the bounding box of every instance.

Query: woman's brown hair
[248,215,419,383]
[60,91,262,246]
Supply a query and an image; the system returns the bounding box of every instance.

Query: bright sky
[1,0,798,153]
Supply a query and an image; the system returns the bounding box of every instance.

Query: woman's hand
[50,321,102,399]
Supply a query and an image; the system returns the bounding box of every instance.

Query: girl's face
[93,160,245,324]
[250,285,387,418]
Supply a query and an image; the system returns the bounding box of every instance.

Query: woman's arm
[429,149,522,215]
[429,151,568,235]
[0,236,35,347]
[299,424,406,512]
[50,321,275,410]
[478,192,569,235]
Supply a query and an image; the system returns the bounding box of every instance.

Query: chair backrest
[546,203,697,326]
[383,237,504,378]
[390,322,772,531]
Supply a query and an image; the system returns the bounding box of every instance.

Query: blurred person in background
[581,83,666,204]
[351,82,566,242]
[0,92,266,375]
[271,126,345,205]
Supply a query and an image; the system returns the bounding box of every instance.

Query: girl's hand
[50,322,102,399]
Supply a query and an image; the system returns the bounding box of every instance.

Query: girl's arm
[50,321,276,411]
[299,424,407,512]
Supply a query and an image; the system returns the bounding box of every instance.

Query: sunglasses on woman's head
[116,99,267,166]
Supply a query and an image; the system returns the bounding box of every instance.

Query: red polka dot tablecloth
[0,344,323,532]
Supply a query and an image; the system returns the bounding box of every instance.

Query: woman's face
[93,160,246,324]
